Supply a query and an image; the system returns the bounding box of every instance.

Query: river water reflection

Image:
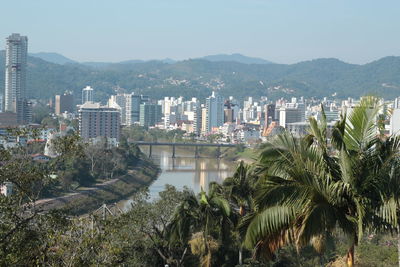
[118,146,234,210]
[145,146,234,198]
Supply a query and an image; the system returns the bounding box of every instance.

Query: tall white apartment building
[4,33,31,124]
[108,93,145,126]
[205,91,224,133]
[82,86,94,104]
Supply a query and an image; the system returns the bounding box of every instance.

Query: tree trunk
[239,205,245,266]
[398,230,400,267]
[346,243,355,267]
[239,206,245,216]
[238,205,245,265]
[238,246,243,266]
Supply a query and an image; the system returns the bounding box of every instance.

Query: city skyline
[1,0,399,64]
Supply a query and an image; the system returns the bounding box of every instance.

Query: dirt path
[34,177,120,210]
[34,162,158,214]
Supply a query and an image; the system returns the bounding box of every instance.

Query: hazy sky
[1,0,399,64]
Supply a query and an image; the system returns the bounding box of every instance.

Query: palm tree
[223,160,255,265]
[242,96,397,266]
[168,184,231,267]
[373,134,400,267]
[242,131,347,262]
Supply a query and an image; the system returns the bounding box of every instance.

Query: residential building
[82,86,94,104]
[236,126,261,143]
[4,33,31,124]
[286,122,309,137]
[201,107,207,134]
[205,91,224,133]
[164,113,177,129]
[224,99,236,123]
[323,108,340,122]
[78,102,120,144]
[108,94,126,124]
[264,104,276,127]
[0,112,18,126]
[193,102,202,135]
[55,92,74,115]
[391,108,400,135]
[108,93,146,126]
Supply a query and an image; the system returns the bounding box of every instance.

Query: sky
[1,0,399,64]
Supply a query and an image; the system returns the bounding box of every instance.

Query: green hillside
[1,50,400,102]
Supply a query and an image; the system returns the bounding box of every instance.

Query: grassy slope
[38,159,160,216]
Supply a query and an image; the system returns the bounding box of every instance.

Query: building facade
[126,94,143,126]
[193,102,202,135]
[139,103,162,127]
[4,33,31,124]
[205,91,224,133]
[108,93,148,126]
[78,102,120,143]
[82,86,94,104]
[55,92,74,115]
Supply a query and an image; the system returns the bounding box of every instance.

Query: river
[146,146,234,197]
[119,146,234,210]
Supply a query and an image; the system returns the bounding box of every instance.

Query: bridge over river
[129,140,236,158]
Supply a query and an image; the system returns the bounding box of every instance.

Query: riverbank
[36,158,160,216]
[169,144,256,163]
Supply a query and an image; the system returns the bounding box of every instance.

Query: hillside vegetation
[1,51,400,102]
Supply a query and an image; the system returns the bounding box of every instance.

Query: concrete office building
[279,107,304,128]
[4,33,31,124]
[278,99,306,128]
[78,102,120,144]
[55,92,74,115]
[126,94,143,125]
[139,103,162,127]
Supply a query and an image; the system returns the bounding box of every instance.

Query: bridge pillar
[216,145,221,158]
[149,144,152,158]
[195,146,200,158]
[172,145,176,158]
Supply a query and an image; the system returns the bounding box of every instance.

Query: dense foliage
[122,126,187,143]
[49,134,143,193]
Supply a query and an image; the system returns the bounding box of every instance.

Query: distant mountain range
[29,52,274,66]
[200,53,274,64]
[29,52,77,65]
[1,50,400,103]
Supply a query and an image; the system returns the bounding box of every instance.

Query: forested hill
[1,50,400,102]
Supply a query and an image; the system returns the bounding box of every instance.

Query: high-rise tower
[4,33,30,124]
[205,91,224,133]
[82,86,94,104]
